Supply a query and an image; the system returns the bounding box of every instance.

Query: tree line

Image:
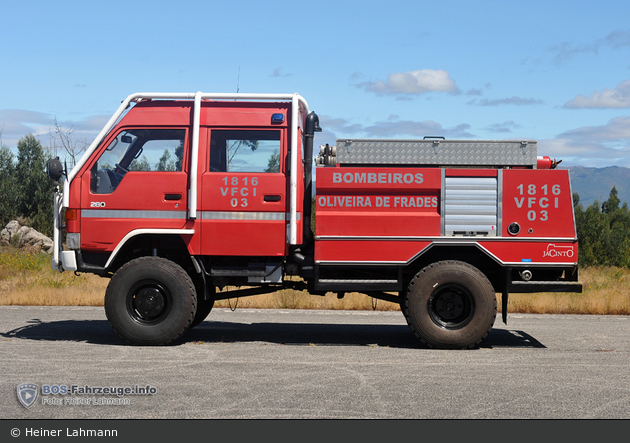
[573,187,630,268]
[1,133,629,267]
[1,135,55,237]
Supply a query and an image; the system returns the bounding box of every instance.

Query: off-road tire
[190,285,215,329]
[104,257,197,345]
[403,260,497,349]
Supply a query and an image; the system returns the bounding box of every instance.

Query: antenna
[236,66,240,93]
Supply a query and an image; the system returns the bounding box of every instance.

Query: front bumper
[60,250,78,271]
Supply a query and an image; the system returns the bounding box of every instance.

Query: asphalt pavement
[0,306,628,419]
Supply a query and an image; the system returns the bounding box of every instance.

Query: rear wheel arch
[403,244,504,292]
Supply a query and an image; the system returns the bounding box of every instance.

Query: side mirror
[47,157,64,182]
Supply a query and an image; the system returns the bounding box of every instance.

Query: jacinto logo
[17,383,39,409]
[543,244,574,258]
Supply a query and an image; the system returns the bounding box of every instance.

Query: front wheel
[190,286,215,329]
[403,261,497,349]
[104,257,197,345]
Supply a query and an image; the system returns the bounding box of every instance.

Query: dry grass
[0,248,107,306]
[502,266,630,315]
[1,246,628,315]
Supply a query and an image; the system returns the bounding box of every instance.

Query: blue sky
[2,0,630,168]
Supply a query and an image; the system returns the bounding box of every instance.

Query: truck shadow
[1,318,545,349]
[187,321,545,349]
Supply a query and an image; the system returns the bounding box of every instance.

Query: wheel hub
[429,285,474,329]
[133,287,166,320]
[435,293,464,320]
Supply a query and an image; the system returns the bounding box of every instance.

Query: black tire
[190,285,215,329]
[403,260,497,349]
[104,257,197,345]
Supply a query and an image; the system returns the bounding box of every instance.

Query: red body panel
[502,169,576,238]
[478,241,578,264]
[79,172,190,251]
[199,172,288,257]
[314,167,578,265]
[315,168,441,238]
[315,240,432,263]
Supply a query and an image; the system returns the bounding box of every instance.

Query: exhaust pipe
[303,112,321,246]
[291,112,320,276]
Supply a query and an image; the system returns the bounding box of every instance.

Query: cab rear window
[209,130,281,173]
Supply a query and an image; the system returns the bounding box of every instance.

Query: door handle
[264,195,282,202]
[164,194,182,201]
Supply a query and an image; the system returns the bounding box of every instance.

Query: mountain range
[563,166,630,208]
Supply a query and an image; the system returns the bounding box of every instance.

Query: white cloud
[0,109,52,148]
[465,88,483,96]
[0,110,108,150]
[270,68,292,78]
[549,30,630,64]
[0,109,51,125]
[484,121,523,133]
[540,116,630,167]
[362,120,472,138]
[559,116,630,139]
[539,138,630,168]
[316,114,474,141]
[563,80,630,109]
[538,138,598,157]
[468,96,545,106]
[603,30,630,50]
[359,69,458,95]
[65,115,110,137]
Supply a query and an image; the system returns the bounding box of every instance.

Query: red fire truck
[46,92,582,349]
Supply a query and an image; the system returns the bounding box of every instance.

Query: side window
[91,129,186,194]
[210,130,281,173]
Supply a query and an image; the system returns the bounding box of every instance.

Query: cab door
[79,128,190,253]
[199,128,287,257]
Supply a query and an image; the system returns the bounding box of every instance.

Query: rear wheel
[403,260,496,349]
[105,257,197,345]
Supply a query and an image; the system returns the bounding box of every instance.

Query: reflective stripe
[82,209,187,219]
[82,209,301,221]
[202,211,297,221]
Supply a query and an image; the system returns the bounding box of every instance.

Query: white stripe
[315,235,577,242]
[81,209,302,221]
[201,211,300,221]
[82,210,187,219]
